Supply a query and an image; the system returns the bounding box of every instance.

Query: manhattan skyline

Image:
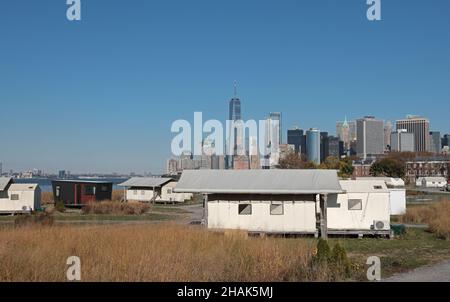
[1,0,450,174]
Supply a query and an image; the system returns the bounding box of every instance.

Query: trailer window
[238,204,252,215]
[84,186,95,195]
[270,204,284,215]
[11,194,19,201]
[348,199,362,211]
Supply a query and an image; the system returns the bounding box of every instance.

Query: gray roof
[118,177,174,188]
[175,170,343,194]
[0,177,13,191]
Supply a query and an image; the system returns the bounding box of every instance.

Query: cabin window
[238,204,252,215]
[10,194,19,201]
[270,204,284,215]
[56,186,61,197]
[348,199,362,211]
[84,186,95,195]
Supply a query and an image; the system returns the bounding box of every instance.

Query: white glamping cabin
[356,177,406,215]
[418,177,447,188]
[175,170,343,236]
[0,177,41,214]
[119,177,192,203]
[327,180,391,236]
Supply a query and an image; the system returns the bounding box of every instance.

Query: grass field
[0,222,449,282]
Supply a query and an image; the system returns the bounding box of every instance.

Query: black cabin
[52,180,113,207]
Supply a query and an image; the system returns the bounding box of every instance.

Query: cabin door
[74,184,82,205]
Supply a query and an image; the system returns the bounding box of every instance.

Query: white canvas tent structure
[0,177,41,214]
[327,180,391,236]
[118,177,192,203]
[175,170,343,237]
[419,177,447,188]
[356,177,406,215]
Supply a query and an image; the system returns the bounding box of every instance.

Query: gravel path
[383,259,450,282]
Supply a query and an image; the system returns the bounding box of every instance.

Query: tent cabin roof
[175,170,343,194]
[9,184,40,191]
[118,177,174,188]
[0,177,14,191]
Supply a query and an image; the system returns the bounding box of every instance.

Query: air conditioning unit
[373,220,390,230]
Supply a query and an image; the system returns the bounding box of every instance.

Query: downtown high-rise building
[396,116,430,152]
[336,117,356,151]
[384,121,393,151]
[391,130,415,152]
[428,131,441,154]
[287,127,304,154]
[442,134,450,149]
[356,116,385,159]
[227,82,242,169]
[306,128,321,165]
[320,132,329,163]
[269,112,282,145]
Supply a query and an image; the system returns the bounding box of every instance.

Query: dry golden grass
[41,192,54,205]
[82,201,150,215]
[400,201,450,239]
[112,190,124,202]
[0,224,335,282]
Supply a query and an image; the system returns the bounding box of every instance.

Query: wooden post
[203,194,208,228]
[321,194,328,240]
[123,188,127,203]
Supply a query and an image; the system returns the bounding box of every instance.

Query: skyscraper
[287,127,303,154]
[336,117,356,150]
[442,134,450,149]
[227,82,242,169]
[391,130,415,152]
[320,132,329,162]
[428,131,441,154]
[384,121,393,151]
[328,136,344,158]
[356,116,385,159]
[306,128,321,165]
[396,116,430,152]
[269,112,282,145]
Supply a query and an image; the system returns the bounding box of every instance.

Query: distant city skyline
[1,1,450,173]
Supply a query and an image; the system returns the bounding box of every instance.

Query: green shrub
[55,201,66,213]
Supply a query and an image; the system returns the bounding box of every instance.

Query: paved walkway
[383,259,450,282]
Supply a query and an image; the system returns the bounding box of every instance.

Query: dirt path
[383,259,450,282]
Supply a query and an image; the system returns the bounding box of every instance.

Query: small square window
[101,185,108,192]
[348,199,362,211]
[11,194,19,201]
[238,204,252,215]
[167,189,172,194]
[373,185,383,190]
[270,204,284,215]
[141,190,146,195]
[133,190,138,195]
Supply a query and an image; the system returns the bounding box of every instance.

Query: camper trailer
[327,180,391,236]
[0,177,41,214]
[119,177,192,203]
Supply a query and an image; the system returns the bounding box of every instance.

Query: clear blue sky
[1,0,449,174]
